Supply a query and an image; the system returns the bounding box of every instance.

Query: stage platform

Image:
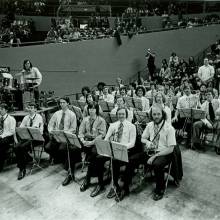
[0,146,220,220]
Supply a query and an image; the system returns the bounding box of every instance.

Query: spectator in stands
[101,86,114,103]
[45,27,57,43]
[169,52,179,67]
[159,61,171,80]
[119,86,127,98]
[146,82,157,99]
[198,58,215,84]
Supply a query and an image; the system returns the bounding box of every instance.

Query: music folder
[16,127,31,140]
[51,130,66,143]
[179,108,206,119]
[95,139,112,158]
[111,141,129,163]
[28,128,45,142]
[16,127,44,141]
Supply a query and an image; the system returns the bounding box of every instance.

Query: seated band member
[193,89,220,151]
[111,96,133,122]
[135,86,150,112]
[141,104,176,201]
[100,86,114,103]
[14,102,44,180]
[104,107,136,201]
[0,103,16,172]
[79,103,107,197]
[45,97,80,186]
[82,93,103,117]
[153,92,172,124]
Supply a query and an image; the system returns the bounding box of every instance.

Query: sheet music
[28,128,45,142]
[64,131,82,148]
[16,127,31,140]
[111,141,129,163]
[95,139,112,157]
[51,130,66,143]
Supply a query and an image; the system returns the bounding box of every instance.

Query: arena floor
[0,146,220,220]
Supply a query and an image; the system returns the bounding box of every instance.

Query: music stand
[95,139,128,202]
[178,108,206,148]
[99,101,114,112]
[51,130,82,180]
[16,127,45,174]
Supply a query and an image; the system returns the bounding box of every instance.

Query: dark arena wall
[0,24,220,96]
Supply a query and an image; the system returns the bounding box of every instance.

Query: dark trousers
[44,137,81,172]
[193,120,205,144]
[14,140,42,170]
[85,146,109,186]
[0,136,14,171]
[123,152,172,193]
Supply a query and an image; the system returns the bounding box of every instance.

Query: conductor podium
[16,127,45,174]
[95,139,128,201]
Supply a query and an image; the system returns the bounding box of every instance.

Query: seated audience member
[112,86,120,97]
[135,86,150,111]
[0,103,16,172]
[159,61,171,80]
[111,96,133,122]
[79,103,107,197]
[101,86,114,103]
[104,107,136,201]
[116,77,124,88]
[198,58,215,84]
[127,83,136,97]
[14,103,44,180]
[83,93,103,117]
[141,104,177,201]
[45,97,81,186]
[169,52,179,67]
[95,82,106,97]
[154,92,172,124]
[193,89,220,151]
[79,86,91,102]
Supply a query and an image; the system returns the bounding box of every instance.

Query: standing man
[198,58,215,84]
[0,103,16,171]
[14,102,44,180]
[45,97,80,186]
[145,48,156,81]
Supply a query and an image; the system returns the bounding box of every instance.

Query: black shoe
[90,185,105,197]
[107,187,119,199]
[115,189,129,202]
[152,190,164,201]
[62,174,73,186]
[17,169,26,180]
[80,179,90,192]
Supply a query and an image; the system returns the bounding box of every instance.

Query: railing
[1,21,220,48]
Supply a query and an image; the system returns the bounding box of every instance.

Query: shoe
[152,190,164,201]
[115,189,129,202]
[17,169,26,180]
[80,179,90,192]
[107,187,119,199]
[62,174,73,186]
[90,185,105,197]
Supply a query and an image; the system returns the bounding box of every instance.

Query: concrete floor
[0,147,220,220]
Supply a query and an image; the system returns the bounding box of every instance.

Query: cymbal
[25,77,40,80]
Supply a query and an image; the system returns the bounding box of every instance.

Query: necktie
[59,112,65,130]
[117,122,124,142]
[152,124,160,149]
[89,117,95,133]
[209,102,215,122]
[0,117,3,135]
[29,114,36,127]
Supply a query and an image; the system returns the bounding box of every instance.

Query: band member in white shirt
[105,107,136,201]
[100,86,114,103]
[141,104,176,201]
[0,103,16,172]
[14,103,44,180]
[45,97,80,186]
[135,86,150,111]
[193,89,220,151]
[79,103,107,197]
[198,58,215,84]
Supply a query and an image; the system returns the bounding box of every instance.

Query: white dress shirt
[102,94,114,103]
[20,67,42,87]
[141,121,176,152]
[20,113,44,134]
[0,114,16,138]
[48,109,77,134]
[201,99,220,120]
[198,64,215,82]
[176,94,198,109]
[105,119,136,149]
